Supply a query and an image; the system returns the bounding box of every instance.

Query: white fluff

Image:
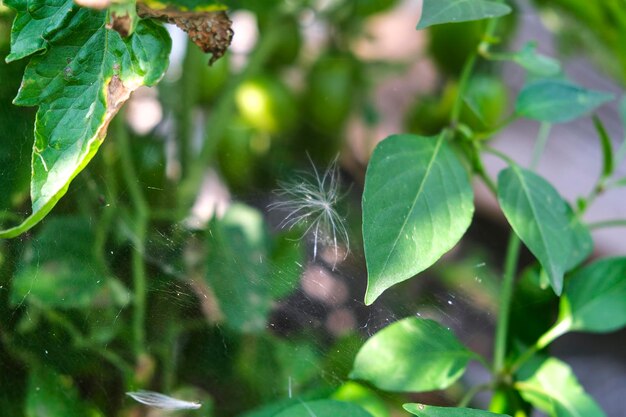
[126,390,202,410]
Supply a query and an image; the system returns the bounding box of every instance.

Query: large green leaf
[515,79,614,123]
[274,400,373,417]
[417,0,511,30]
[497,166,572,295]
[10,216,130,309]
[561,257,626,333]
[404,404,510,417]
[350,317,474,392]
[517,356,606,417]
[0,6,170,238]
[26,367,103,417]
[205,203,272,333]
[362,133,474,304]
[4,0,76,62]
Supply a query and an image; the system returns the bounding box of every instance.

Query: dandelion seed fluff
[269,157,349,264]
[126,390,202,410]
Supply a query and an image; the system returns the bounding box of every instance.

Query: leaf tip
[363,281,383,306]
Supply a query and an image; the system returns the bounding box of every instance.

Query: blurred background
[0,0,625,416]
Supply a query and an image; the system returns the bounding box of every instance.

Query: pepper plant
[0,0,625,416]
[351,1,626,416]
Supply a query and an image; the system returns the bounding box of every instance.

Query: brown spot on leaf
[137,4,233,65]
[107,12,132,37]
[93,75,132,144]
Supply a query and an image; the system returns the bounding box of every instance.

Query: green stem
[114,119,148,217]
[177,25,284,213]
[131,218,148,357]
[450,18,501,126]
[473,148,498,194]
[450,53,478,126]
[483,145,517,166]
[509,317,571,373]
[530,122,551,170]
[474,114,519,141]
[114,117,149,358]
[176,43,201,179]
[493,232,521,373]
[588,218,626,229]
[94,151,119,272]
[578,182,606,217]
[458,383,492,408]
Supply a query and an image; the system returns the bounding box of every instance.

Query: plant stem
[130,217,148,357]
[115,120,148,217]
[483,145,517,166]
[493,232,521,373]
[588,218,626,229]
[509,317,572,373]
[450,18,501,127]
[176,43,201,180]
[450,53,478,126]
[114,117,149,358]
[474,114,519,141]
[473,149,498,194]
[458,383,492,407]
[530,122,551,170]
[177,25,283,213]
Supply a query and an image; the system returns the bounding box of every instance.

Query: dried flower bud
[137,4,233,65]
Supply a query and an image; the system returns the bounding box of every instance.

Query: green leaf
[10,216,130,309]
[508,42,561,77]
[564,205,593,271]
[0,10,170,238]
[362,133,474,304]
[561,257,626,333]
[4,0,76,63]
[350,317,474,392]
[517,356,606,417]
[205,203,272,333]
[497,166,572,295]
[274,400,373,417]
[592,115,614,178]
[404,404,510,417]
[416,0,511,30]
[515,79,614,123]
[26,367,103,417]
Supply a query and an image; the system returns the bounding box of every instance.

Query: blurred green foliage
[533,0,626,84]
